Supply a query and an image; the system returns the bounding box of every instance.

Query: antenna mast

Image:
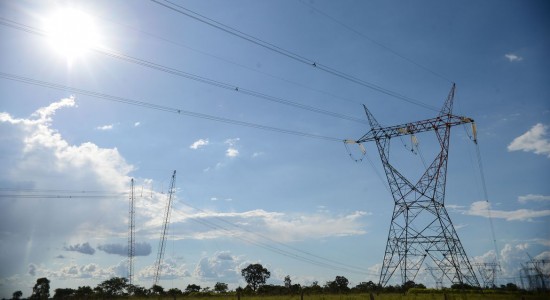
[128,178,136,285]
[153,170,176,286]
[349,84,480,287]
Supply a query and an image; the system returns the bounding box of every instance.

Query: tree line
[8,263,523,299]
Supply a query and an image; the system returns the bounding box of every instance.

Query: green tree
[12,290,23,300]
[127,284,148,296]
[96,277,128,296]
[53,288,75,299]
[335,276,349,292]
[150,284,165,295]
[214,282,228,293]
[186,284,201,293]
[167,288,183,296]
[75,286,93,297]
[284,275,292,288]
[241,263,271,292]
[30,277,50,300]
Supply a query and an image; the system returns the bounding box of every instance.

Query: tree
[96,277,128,296]
[12,291,22,300]
[284,275,292,288]
[53,288,75,299]
[214,282,228,293]
[241,263,271,292]
[30,277,50,300]
[75,286,93,297]
[335,276,349,291]
[167,288,183,296]
[185,284,201,293]
[150,284,165,295]
[127,284,148,297]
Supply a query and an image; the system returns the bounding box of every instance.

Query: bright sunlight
[43,8,100,61]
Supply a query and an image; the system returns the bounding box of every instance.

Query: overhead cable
[0,72,342,142]
[0,17,367,125]
[150,0,440,111]
[297,0,452,83]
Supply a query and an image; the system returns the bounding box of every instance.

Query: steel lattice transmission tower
[128,178,136,285]
[474,262,499,288]
[349,84,480,287]
[153,170,176,286]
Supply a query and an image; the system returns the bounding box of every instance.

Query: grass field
[124,293,549,300]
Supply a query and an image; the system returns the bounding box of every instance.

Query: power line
[0,17,367,125]
[169,206,376,276]
[150,0,440,111]
[0,72,342,142]
[95,13,363,106]
[0,188,375,276]
[175,200,372,274]
[297,0,452,83]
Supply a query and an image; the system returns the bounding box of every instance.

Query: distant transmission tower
[474,262,499,288]
[128,178,136,285]
[347,84,480,287]
[426,264,451,289]
[153,170,176,286]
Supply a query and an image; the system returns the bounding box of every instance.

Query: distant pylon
[128,178,136,285]
[474,261,500,288]
[348,84,480,287]
[153,170,176,286]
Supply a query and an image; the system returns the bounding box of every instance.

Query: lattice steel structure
[351,84,480,287]
[474,262,499,288]
[153,170,176,286]
[128,178,136,285]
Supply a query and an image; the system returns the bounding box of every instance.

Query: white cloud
[134,121,140,127]
[166,209,369,242]
[138,257,191,280]
[225,138,240,158]
[508,123,550,157]
[518,194,550,204]
[505,53,523,62]
[190,138,209,149]
[226,148,239,157]
[193,251,244,283]
[0,98,136,277]
[464,201,550,221]
[96,124,113,130]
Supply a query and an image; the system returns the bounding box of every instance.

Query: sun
[44,8,100,61]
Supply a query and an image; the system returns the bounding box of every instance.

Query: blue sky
[1,0,549,297]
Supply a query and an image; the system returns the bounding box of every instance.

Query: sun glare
[44,8,100,61]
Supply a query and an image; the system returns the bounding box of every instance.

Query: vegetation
[11,264,547,300]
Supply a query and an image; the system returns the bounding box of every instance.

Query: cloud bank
[64,242,95,255]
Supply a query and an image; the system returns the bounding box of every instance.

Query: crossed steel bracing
[355,84,480,287]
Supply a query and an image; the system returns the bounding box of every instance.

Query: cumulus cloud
[518,194,550,204]
[462,201,550,221]
[138,257,191,280]
[96,124,113,130]
[98,242,152,256]
[0,98,136,278]
[225,138,240,158]
[508,123,550,157]
[194,251,244,282]
[190,138,209,149]
[504,53,523,62]
[64,242,95,255]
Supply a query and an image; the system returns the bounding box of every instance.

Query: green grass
[126,293,549,300]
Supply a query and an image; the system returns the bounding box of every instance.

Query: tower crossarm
[356,114,474,144]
